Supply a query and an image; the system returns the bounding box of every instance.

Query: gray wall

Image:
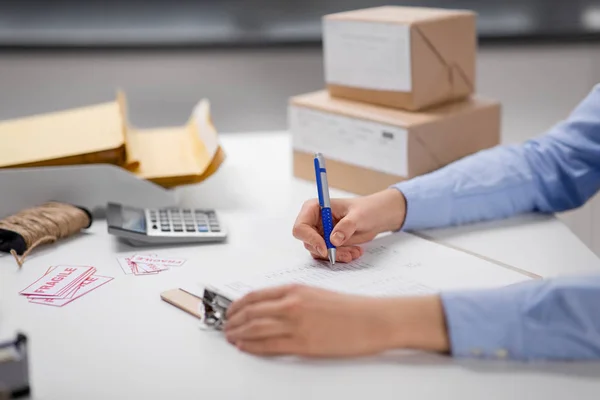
[0,48,324,131]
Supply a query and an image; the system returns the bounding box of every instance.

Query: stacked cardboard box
[290,6,501,195]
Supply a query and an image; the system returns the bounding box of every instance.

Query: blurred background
[1,0,600,252]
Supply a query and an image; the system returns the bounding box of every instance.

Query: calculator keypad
[146,208,223,235]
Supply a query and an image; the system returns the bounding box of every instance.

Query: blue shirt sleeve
[391,85,600,361]
[441,275,600,361]
[393,84,600,231]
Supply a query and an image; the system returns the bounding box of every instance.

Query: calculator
[106,203,227,246]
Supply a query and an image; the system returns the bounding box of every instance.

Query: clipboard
[161,232,540,331]
[199,286,232,330]
[160,287,232,330]
[160,289,204,319]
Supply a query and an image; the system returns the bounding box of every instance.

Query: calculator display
[121,206,147,234]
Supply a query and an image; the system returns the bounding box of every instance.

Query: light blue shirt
[394,84,600,361]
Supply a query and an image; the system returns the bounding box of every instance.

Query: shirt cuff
[391,180,452,231]
[441,283,531,360]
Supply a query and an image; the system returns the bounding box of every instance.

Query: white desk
[2,131,600,400]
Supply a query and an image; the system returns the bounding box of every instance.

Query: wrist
[380,295,450,353]
[378,188,407,232]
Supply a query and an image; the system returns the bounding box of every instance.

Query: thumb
[330,215,358,246]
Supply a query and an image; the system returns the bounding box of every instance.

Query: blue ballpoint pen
[313,153,336,266]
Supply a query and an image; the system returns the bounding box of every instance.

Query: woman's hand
[225,284,449,357]
[292,189,407,263]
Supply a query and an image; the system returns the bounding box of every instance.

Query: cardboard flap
[117,90,140,171]
[169,145,226,188]
[126,99,224,188]
[192,100,219,161]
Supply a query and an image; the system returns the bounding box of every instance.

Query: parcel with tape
[324,6,476,111]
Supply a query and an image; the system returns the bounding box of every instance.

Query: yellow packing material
[0,97,130,168]
[126,99,225,188]
[0,91,224,188]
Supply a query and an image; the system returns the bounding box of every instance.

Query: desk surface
[2,131,600,400]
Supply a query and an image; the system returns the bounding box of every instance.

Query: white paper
[290,106,408,176]
[324,19,412,92]
[209,233,531,301]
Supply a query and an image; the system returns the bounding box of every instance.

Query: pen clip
[314,154,325,207]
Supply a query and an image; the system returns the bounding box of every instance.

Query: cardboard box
[290,91,500,195]
[323,6,476,111]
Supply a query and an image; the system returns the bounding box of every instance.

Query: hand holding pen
[292,154,407,264]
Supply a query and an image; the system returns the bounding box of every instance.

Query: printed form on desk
[206,232,534,301]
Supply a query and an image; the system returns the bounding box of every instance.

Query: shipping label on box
[290,106,408,177]
[324,20,412,92]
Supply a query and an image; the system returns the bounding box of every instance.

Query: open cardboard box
[0,92,225,218]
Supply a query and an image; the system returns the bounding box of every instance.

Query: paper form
[209,233,532,301]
